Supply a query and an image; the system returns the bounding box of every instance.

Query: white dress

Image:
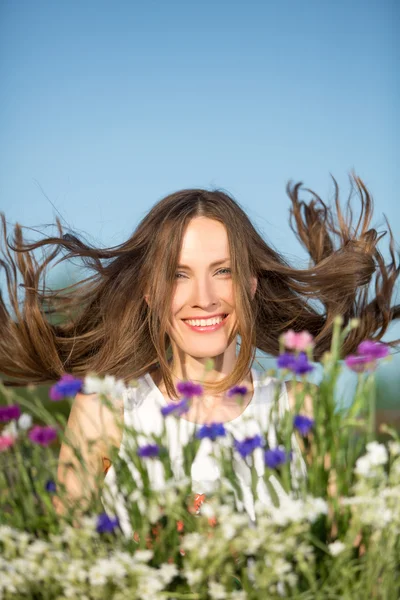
[101,368,307,538]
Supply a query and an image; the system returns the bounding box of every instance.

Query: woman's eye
[174,268,231,279]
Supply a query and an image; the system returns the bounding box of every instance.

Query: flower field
[0,318,399,599]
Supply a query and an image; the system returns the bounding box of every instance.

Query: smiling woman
[0,175,399,515]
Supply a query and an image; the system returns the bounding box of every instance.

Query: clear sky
[0,0,399,393]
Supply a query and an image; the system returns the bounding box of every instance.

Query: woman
[0,174,398,524]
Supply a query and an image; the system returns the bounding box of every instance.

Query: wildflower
[176,381,203,397]
[196,422,226,441]
[161,398,190,417]
[45,480,57,493]
[0,435,16,452]
[292,352,314,375]
[96,512,120,534]
[345,340,389,373]
[134,549,154,562]
[0,404,21,422]
[277,352,297,370]
[277,352,314,375]
[83,374,127,399]
[328,540,346,556]
[49,374,83,401]
[265,447,292,469]
[227,385,247,397]
[365,441,388,466]
[28,425,58,446]
[137,443,160,458]
[357,340,389,359]
[18,413,33,430]
[282,329,314,351]
[2,421,18,438]
[234,434,263,458]
[293,414,315,436]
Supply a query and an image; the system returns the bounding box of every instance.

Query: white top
[101,368,307,538]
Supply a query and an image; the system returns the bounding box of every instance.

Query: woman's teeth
[184,315,226,327]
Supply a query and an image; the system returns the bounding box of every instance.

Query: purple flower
[28,425,58,446]
[45,480,57,493]
[345,355,373,373]
[137,443,160,458]
[357,340,389,360]
[161,398,190,417]
[227,385,248,398]
[293,414,315,436]
[345,340,390,373]
[293,352,314,375]
[277,352,314,375]
[196,422,226,441]
[176,381,203,398]
[265,447,292,469]
[234,434,263,458]
[277,352,297,370]
[49,374,83,401]
[0,404,21,423]
[96,512,120,534]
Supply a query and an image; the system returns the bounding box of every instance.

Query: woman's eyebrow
[176,258,230,269]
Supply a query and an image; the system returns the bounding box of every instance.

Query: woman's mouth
[182,313,229,333]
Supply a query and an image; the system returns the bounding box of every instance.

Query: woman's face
[166,217,256,359]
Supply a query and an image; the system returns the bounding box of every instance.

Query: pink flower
[282,330,314,352]
[0,435,16,452]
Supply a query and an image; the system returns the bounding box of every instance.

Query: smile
[182,313,229,333]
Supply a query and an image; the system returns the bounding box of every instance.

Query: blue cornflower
[96,512,120,534]
[49,374,83,401]
[234,434,263,459]
[293,352,314,375]
[176,381,203,398]
[277,352,314,375]
[277,353,297,370]
[293,414,315,436]
[196,422,226,441]
[161,398,190,417]
[227,385,248,398]
[265,447,292,469]
[137,443,160,458]
[45,480,57,493]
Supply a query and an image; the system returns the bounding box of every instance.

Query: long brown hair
[1,174,399,398]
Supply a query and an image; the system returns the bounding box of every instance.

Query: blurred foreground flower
[0,404,21,422]
[234,434,263,458]
[227,385,247,397]
[0,434,16,452]
[282,330,314,352]
[277,352,314,375]
[196,422,226,441]
[137,444,160,458]
[96,512,120,534]
[265,447,292,469]
[49,374,83,401]
[345,340,389,373]
[176,381,203,398]
[161,398,190,417]
[293,415,315,436]
[28,425,58,446]
[83,374,128,399]
[45,480,57,493]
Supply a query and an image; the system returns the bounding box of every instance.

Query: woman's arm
[53,392,123,521]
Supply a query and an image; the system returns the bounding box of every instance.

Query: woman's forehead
[179,218,229,263]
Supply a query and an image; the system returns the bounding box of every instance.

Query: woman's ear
[144,294,150,306]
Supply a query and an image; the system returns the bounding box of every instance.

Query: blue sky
[0,0,399,393]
